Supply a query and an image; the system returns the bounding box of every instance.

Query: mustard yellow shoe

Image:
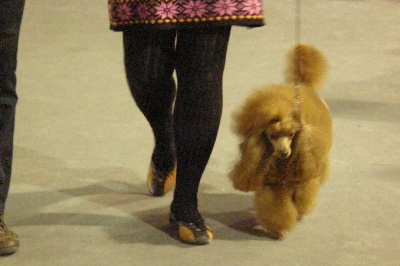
[147,163,176,197]
[0,217,19,255]
[169,212,213,245]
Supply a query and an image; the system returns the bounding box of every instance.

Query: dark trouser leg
[171,27,231,222]
[0,0,25,216]
[123,29,177,172]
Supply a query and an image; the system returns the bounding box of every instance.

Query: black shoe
[169,212,213,245]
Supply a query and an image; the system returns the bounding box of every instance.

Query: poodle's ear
[261,131,275,158]
[230,135,266,192]
[290,130,301,151]
[288,116,303,151]
[290,126,320,181]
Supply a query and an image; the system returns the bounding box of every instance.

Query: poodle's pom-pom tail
[285,44,327,90]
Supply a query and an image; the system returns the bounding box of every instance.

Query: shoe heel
[147,163,176,197]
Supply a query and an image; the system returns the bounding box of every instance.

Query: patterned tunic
[108,0,265,31]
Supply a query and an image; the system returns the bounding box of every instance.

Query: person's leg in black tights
[123,29,177,173]
[171,27,231,222]
[123,26,231,223]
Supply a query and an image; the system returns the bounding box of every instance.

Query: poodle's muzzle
[262,131,296,159]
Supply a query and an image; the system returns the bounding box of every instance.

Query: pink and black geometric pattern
[109,0,264,30]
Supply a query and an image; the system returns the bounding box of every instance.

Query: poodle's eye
[269,118,280,125]
[288,132,295,138]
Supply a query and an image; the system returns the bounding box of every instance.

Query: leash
[263,1,304,187]
[293,0,302,120]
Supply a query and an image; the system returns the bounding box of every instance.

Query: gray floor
[2,0,399,265]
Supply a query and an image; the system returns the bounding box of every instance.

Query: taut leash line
[293,0,302,119]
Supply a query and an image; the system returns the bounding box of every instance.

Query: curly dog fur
[229,44,332,239]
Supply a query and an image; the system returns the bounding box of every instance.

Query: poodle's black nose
[279,151,290,158]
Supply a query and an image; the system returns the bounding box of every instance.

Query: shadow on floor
[10,146,274,246]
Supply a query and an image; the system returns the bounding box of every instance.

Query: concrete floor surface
[1,0,399,265]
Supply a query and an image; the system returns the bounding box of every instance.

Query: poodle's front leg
[293,178,321,220]
[255,185,298,239]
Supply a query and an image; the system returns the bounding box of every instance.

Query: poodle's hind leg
[293,178,321,221]
[255,185,298,239]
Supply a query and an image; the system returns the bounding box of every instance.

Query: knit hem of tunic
[110,17,265,31]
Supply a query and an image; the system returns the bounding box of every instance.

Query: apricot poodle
[229,44,332,239]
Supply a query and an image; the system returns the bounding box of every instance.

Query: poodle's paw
[266,230,287,240]
[253,225,287,240]
[253,224,266,231]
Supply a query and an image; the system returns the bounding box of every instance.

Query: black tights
[123,27,231,222]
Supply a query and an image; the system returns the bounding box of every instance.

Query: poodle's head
[262,117,301,159]
[233,88,302,160]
